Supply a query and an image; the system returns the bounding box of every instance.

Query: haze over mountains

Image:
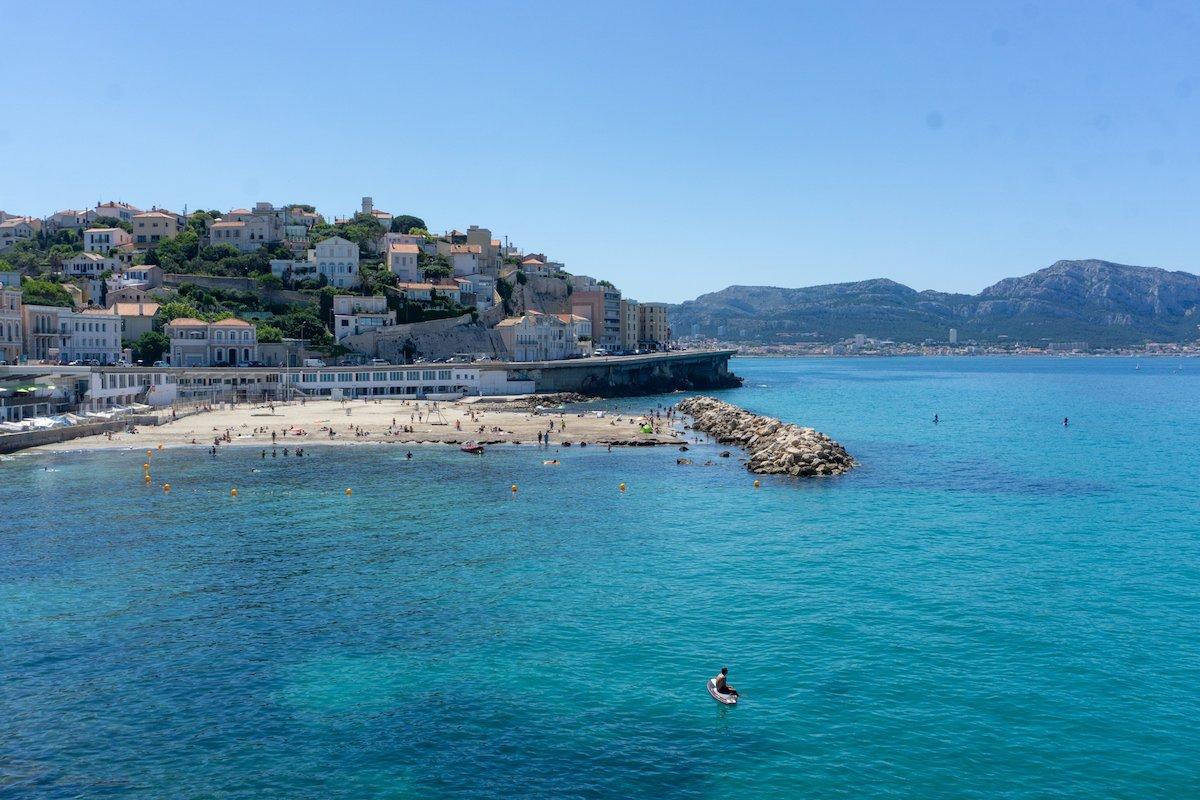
[669,260,1200,347]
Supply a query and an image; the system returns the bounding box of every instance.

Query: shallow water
[3,357,1199,798]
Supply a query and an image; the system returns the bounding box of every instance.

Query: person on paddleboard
[712,667,738,698]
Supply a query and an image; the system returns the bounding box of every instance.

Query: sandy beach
[31,397,687,453]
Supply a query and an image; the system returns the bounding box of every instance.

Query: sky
[1,0,1197,302]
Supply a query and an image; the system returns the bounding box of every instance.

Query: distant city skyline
[1,1,1197,303]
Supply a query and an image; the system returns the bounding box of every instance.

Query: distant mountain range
[669,260,1200,346]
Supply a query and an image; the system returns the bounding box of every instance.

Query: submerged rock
[676,396,855,478]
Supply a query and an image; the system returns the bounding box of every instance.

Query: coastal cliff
[677,396,854,477]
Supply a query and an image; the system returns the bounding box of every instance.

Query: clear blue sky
[1,1,1196,302]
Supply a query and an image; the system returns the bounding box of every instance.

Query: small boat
[707,678,737,705]
[460,441,484,454]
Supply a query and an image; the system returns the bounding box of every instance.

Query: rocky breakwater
[676,396,855,477]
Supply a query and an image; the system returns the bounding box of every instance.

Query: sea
[2,357,1199,799]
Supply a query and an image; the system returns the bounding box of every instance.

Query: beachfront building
[57,307,122,365]
[83,227,132,254]
[312,236,360,288]
[0,286,22,362]
[165,317,259,367]
[95,201,143,222]
[496,311,591,362]
[332,295,396,341]
[21,305,62,362]
[81,368,177,409]
[62,252,120,279]
[619,298,639,353]
[638,302,670,351]
[131,210,183,248]
[570,280,622,352]
[0,216,41,252]
[386,242,421,282]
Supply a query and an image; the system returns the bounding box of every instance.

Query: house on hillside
[165,317,259,367]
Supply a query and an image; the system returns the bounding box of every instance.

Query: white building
[83,227,132,254]
[332,295,396,341]
[495,311,591,362]
[82,368,178,409]
[57,307,122,365]
[62,252,120,279]
[312,236,360,288]
[949,328,958,345]
[47,209,96,232]
[395,281,461,305]
[95,201,143,222]
[165,317,259,367]
[455,273,495,311]
[386,242,421,282]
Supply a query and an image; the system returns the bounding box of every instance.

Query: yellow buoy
[511,484,518,493]
[753,479,761,488]
[345,488,352,496]
[162,483,171,492]
[143,463,150,470]
[231,488,238,497]
[146,450,153,458]
[144,475,152,483]
[619,482,627,492]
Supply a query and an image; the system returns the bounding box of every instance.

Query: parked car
[153,360,167,367]
[593,349,609,357]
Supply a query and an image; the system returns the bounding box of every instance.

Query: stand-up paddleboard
[708,678,737,705]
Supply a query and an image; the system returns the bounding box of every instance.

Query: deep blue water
[3,357,1199,798]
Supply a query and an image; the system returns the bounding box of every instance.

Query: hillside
[669,260,1200,346]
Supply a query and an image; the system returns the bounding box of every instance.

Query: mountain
[669,260,1200,346]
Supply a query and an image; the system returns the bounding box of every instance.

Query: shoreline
[25,397,687,455]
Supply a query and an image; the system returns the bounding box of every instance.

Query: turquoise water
[3,357,1199,798]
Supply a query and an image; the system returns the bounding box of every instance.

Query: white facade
[83,227,132,253]
[47,209,96,231]
[312,236,360,288]
[57,308,122,365]
[456,273,495,311]
[62,252,120,278]
[84,369,178,409]
[95,201,143,222]
[332,295,396,341]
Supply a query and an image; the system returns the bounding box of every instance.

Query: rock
[676,395,855,478]
[677,458,693,465]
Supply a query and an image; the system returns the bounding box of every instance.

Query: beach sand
[31,397,686,453]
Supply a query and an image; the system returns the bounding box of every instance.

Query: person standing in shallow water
[1063,417,1069,427]
[933,414,939,424]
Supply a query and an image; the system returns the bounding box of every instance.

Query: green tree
[318,285,338,323]
[256,273,284,290]
[131,331,170,363]
[515,270,528,285]
[390,215,427,234]
[255,323,284,343]
[19,278,73,307]
[157,300,203,323]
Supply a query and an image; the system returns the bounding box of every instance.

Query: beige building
[332,295,395,341]
[132,210,183,248]
[47,209,96,232]
[166,317,259,367]
[496,311,590,362]
[619,298,639,353]
[0,286,22,361]
[95,201,143,222]
[386,242,421,282]
[22,304,63,362]
[0,216,41,252]
[638,302,670,350]
[112,301,160,341]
